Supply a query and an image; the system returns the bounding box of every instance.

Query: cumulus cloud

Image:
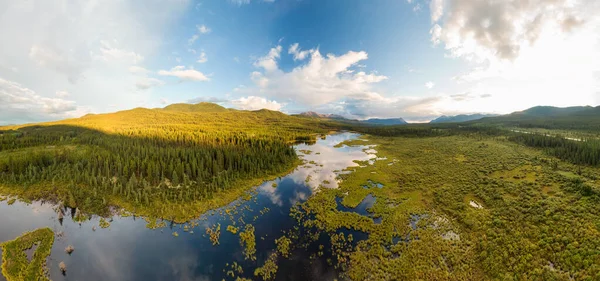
[231,96,282,111]
[250,43,388,106]
[158,66,210,81]
[0,78,83,124]
[429,0,590,61]
[55,91,70,98]
[288,43,311,61]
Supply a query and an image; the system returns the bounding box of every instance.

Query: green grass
[0,228,54,281]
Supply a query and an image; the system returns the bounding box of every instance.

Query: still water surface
[0,132,376,281]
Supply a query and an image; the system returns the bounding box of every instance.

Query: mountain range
[430,114,499,123]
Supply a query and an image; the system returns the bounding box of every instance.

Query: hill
[0,103,338,222]
[471,105,600,131]
[362,118,407,125]
[162,102,229,113]
[298,111,347,120]
[430,114,498,123]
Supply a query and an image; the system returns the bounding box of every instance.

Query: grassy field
[292,133,600,280]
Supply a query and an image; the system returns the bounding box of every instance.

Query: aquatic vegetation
[145,218,167,230]
[98,218,110,228]
[226,225,239,234]
[254,252,278,281]
[172,232,179,237]
[0,228,54,281]
[7,198,16,205]
[206,223,221,246]
[239,224,256,261]
[275,236,291,258]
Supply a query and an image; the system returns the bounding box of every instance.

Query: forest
[0,104,337,220]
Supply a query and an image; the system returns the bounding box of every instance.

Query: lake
[0,132,377,281]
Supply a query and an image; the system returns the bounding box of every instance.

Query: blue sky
[1,0,599,124]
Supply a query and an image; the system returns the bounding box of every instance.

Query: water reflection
[0,132,376,281]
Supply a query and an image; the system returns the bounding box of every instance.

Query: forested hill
[162,102,229,113]
[430,114,498,123]
[470,105,600,131]
[0,103,338,221]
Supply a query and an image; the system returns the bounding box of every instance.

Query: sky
[1,0,599,124]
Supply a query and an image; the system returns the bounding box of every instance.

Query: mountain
[430,114,498,123]
[363,118,407,125]
[470,105,600,130]
[163,102,229,113]
[298,111,348,120]
[510,106,593,117]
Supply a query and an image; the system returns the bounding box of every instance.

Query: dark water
[0,132,377,281]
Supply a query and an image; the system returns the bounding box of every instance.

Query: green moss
[0,228,54,281]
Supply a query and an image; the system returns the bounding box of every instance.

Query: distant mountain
[298,111,347,120]
[469,105,600,130]
[509,106,594,117]
[163,102,228,113]
[430,114,498,123]
[363,118,407,125]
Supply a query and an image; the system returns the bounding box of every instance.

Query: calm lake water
[0,132,377,281]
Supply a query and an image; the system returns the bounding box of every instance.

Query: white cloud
[135,77,165,90]
[129,66,150,74]
[29,45,87,84]
[429,0,591,61]
[288,43,311,61]
[188,34,199,45]
[254,45,282,72]
[95,40,144,64]
[0,0,190,123]
[0,77,84,124]
[229,0,274,5]
[158,66,210,81]
[250,44,388,106]
[197,51,208,63]
[425,81,435,89]
[231,96,282,111]
[56,90,70,98]
[197,25,211,34]
[188,25,211,46]
[430,0,444,22]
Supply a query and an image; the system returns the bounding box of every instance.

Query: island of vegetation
[0,228,54,281]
